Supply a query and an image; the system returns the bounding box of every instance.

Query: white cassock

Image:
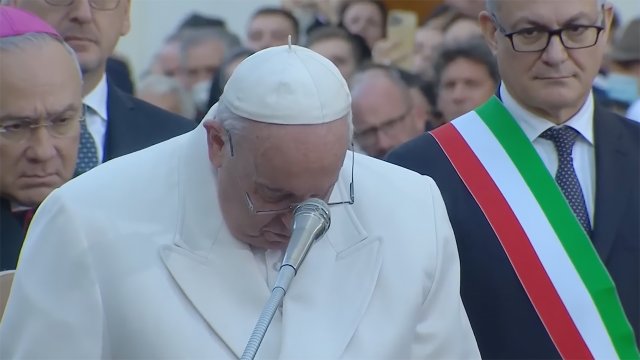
[0,124,480,359]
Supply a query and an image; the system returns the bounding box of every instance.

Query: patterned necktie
[540,126,592,234]
[74,106,99,177]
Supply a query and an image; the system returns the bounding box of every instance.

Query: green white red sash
[431,96,639,359]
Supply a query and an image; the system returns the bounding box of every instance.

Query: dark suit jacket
[386,104,640,359]
[0,200,25,271]
[103,82,196,161]
[0,83,195,271]
[106,57,135,95]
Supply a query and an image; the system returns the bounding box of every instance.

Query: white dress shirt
[500,84,595,223]
[82,74,109,162]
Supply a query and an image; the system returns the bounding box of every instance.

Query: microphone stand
[240,199,330,360]
[240,265,295,360]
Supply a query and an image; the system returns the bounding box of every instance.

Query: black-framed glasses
[44,0,121,10]
[226,129,355,215]
[0,105,85,143]
[492,15,605,53]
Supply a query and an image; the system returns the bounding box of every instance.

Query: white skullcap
[218,44,351,125]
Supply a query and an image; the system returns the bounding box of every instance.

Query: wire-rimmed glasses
[226,129,355,215]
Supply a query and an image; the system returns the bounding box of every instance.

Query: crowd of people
[0,0,638,359]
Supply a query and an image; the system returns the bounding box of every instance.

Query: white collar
[83,74,109,120]
[500,82,594,145]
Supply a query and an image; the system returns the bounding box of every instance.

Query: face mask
[605,73,639,105]
[191,79,213,112]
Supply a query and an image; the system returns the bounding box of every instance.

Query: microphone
[241,198,331,360]
[281,198,331,273]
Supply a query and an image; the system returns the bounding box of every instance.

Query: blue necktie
[540,126,592,234]
[74,107,99,177]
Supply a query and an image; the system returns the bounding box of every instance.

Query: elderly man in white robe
[0,43,479,359]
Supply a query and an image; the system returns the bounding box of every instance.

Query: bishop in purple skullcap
[0,5,61,39]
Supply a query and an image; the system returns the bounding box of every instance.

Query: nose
[68,0,93,24]
[451,84,468,104]
[25,127,57,162]
[540,34,568,66]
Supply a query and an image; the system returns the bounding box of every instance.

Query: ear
[479,10,499,55]
[120,0,132,36]
[203,120,228,169]
[601,4,614,42]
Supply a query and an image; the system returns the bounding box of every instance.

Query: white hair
[137,75,197,120]
[213,98,354,145]
[0,32,82,79]
[486,0,606,15]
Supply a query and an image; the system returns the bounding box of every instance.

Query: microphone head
[281,198,331,271]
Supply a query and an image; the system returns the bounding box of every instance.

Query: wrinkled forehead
[495,0,602,27]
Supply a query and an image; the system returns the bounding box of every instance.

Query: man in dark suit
[387,0,639,358]
[0,7,82,271]
[9,0,195,177]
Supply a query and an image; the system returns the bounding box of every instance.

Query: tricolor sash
[431,96,639,359]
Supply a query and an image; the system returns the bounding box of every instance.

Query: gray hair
[179,28,241,67]
[486,0,606,15]
[137,75,197,120]
[349,64,413,119]
[0,32,82,79]
[212,98,354,145]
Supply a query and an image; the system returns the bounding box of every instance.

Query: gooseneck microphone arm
[240,198,331,360]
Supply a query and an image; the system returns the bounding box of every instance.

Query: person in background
[136,75,197,121]
[282,0,343,40]
[0,44,479,360]
[339,0,386,51]
[434,36,499,122]
[6,0,195,178]
[246,7,299,51]
[0,6,81,271]
[601,18,640,114]
[306,26,364,81]
[206,47,255,110]
[412,24,444,81]
[178,27,240,115]
[350,64,425,158]
[146,33,184,79]
[387,0,639,357]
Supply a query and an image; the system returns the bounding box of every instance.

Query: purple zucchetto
[0,6,61,39]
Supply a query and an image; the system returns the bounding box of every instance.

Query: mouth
[20,174,60,184]
[535,75,573,80]
[63,35,96,45]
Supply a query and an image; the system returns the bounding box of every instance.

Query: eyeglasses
[226,129,355,215]
[0,106,84,143]
[354,105,411,147]
[492,15,605,53]
[44,0,121,10]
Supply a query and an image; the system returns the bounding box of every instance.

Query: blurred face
[352,72,420,158]
[342,1,384,49]
[206,119,349,249]
[310,37,357,80]
[0,41,82,207]
[181,39,225,89]
[479,0,612,122]
[14,0,131,78]
[413,26,444,80]
[247,13,297,51]
[437,57,497,121]
[153,40,181,78]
